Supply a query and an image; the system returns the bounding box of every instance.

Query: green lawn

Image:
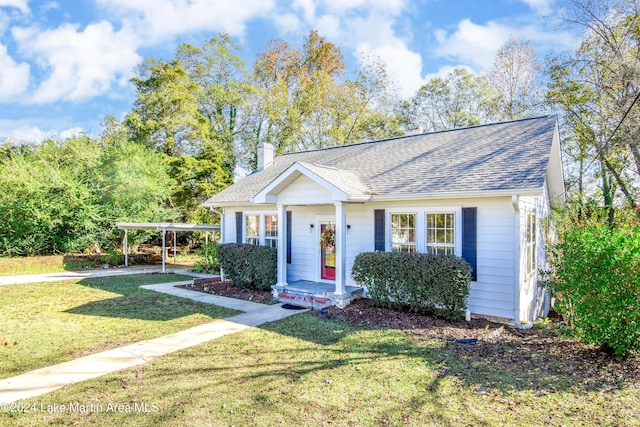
[0,274,238,379]
[2,314,638,426]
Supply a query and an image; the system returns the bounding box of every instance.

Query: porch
[272,280,364,310]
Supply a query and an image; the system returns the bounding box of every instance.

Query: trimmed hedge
[216,243,277,290]
[351,252,471,320]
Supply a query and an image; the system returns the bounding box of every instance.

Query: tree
[548,0,640,210]
[177,34,254,172]
[404,68,500,132]
[0,136,177,256]
[487,36,544,120]
[125,59,210,156]
[244,31,402,169]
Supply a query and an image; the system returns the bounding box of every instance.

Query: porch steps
[277,290,332,310]
[274,282,364,310]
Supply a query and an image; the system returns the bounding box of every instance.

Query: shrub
[352,251,471,320]
[216,243,277,290]
[546,211,640,356]
[193,242,219,273]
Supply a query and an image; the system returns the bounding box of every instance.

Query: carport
[116,222,220,273]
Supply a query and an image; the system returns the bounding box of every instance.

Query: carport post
[123,229,128,267]
[161,228,166,274]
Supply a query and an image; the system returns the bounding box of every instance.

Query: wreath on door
[320,225,335,249]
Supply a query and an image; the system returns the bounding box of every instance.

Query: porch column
[334,202,346,296]
[276,204,288,287]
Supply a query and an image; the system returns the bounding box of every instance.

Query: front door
[320,223,336,280]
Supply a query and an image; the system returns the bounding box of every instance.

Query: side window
[391,213,416,253]
[426,213,455,255]
[264,215,278,248]
[525,212,537,276]
[245,214,260,245]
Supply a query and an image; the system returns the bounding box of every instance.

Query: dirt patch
[177,280,274,304]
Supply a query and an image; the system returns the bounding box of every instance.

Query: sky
[0,0,579,143]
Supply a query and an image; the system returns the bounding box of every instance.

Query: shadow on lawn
[64,275,227,321]
[254,314,639,396]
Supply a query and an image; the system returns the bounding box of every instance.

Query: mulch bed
[177,280,274,304]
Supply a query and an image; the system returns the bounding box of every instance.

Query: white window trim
[243,211,278,246]
[389,211,418,253]
[386,207,462,255]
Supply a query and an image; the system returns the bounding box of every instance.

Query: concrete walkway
[0,278,308,404]
[0,265,199,286]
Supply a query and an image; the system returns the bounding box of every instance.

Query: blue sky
[0,0,578,143]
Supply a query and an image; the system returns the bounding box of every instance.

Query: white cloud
[12,21,141,104]
[519,0,554,16]
[434,19,511,70]
[0,119,88,144]
[97,0,275,45]
[0,0,29,14]
[0,43,29,101]
[273,12,302,34]
[433,18,577,72]
[59,127,84,139]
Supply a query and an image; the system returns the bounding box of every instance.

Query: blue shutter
[374,209,385,251]
[286,210,292,264]
[235,211,243,244]
[462,207,477,281]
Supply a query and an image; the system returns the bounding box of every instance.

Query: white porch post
[276,204,288,287]
[334,202,346,296]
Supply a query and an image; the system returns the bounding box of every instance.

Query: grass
[0,255,74,275]
[0,274,239,379]
[0,253,203,275]
[2,314,638,426]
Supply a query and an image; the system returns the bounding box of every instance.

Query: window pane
[245,215,259,236]
[391,213,416,249]
[445,229,453,244]
[426,213,455,254]
[265,215,278,237]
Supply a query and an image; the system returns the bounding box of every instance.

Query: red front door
[320,224,336,280]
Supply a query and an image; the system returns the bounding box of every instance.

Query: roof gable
[204,116,563,206]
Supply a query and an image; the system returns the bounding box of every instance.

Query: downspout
[511,195,532,330]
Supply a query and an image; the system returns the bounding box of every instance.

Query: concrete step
[277,291,332,310]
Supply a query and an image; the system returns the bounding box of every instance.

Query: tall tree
[404,68,500,132]
[125,59,210,156]
[244,31,402,168]
[176,34,254,172]
[548,0,640,209]
[487,36,543,120]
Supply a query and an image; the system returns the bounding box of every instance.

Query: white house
[203,116,565,324]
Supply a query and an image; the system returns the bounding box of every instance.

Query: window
[426,213,455,255]
[525,213,537,276]
[264,215,278,248]
[245,214,259,245]
[391,213,416,253]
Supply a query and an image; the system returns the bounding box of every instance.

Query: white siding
[276,175,334,205]
[222,195,535,322]
[517,190,551,323]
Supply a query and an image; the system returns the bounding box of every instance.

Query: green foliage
[545,207,640,356]
[193,242,220,273]
[0,136,178,256]
[351,252,471,320]
[216,243,277,290]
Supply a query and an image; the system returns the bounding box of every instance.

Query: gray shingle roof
[203,116,558,206]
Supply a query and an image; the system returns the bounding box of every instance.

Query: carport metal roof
[116,222,220,273]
